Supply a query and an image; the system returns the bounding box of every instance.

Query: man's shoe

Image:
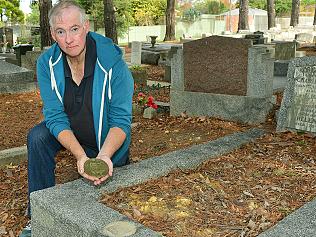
[19,220,31,237]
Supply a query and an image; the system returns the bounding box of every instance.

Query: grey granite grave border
[31,128,266,237]
[258,196,316,237]
[0,146,27,167]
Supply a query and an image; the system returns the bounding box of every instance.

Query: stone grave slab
[258,197,316,237]
[0,61,35,94]
[31,128,265,237]
[183,36,252,96]
[277,56,316,133]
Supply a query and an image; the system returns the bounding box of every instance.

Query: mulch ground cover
[0,92,249,235]
[102,132,316,237]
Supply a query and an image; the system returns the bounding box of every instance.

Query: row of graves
[168,35,316,134]
[29,35,316,236]
[1,32,315,235]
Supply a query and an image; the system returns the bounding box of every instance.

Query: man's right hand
[76,155,101,183]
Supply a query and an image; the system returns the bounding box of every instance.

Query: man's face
[50,7,89,58]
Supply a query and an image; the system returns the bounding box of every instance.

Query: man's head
[49,0,89,58]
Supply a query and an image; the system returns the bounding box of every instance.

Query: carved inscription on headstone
[287,66,316,132]
[277,56,316,133]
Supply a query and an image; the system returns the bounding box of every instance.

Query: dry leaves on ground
[102,132,316,237]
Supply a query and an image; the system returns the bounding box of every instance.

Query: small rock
[143,107,157,119]
[103,221,137,237]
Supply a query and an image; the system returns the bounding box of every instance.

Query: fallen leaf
[243,190,255,198]
[0,226,7,235]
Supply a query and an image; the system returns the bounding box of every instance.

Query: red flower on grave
[146,96,158,109]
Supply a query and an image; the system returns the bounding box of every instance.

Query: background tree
[39,0,53,49]
[103,0,118,44]
[77,0,133,37]
[0,0,24,23]
[164,0,176,41]
[313,3,316,25]
[290,0,300,27]
[267,0,276,29]
[238,0,249,31]
[194,0,228,15]
[25,2,40,26]
[131,0,166,26]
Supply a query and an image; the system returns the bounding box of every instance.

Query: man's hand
[94,155,113,186]
[77,155,101,183]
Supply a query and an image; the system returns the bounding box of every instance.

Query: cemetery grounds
[0,66,315,237]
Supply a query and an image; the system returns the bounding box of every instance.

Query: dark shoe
[19,220,31,237]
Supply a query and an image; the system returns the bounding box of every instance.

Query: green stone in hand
[84,159,109,178]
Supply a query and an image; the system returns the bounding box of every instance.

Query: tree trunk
[290,0,300,27]
[313,4,316,25]
[164,0,176,41]
[238,0,249,31]
[103,0,118,44]
[267,0,276,29]
[39,0,53,49]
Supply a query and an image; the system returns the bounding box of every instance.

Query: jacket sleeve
[37,56,71,138]
[108,59,134,136]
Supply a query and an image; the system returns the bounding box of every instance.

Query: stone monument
[0,61,35,94]
[131,41,142,65]
[277,56,316,133]
[170,36,275,124]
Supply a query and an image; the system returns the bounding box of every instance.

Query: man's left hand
[94,155,113,185]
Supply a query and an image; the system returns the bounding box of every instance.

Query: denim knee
[27,122,52,148]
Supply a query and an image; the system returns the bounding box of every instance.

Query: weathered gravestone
[183,36,252,96]
[273,41,296,77]
[0,61,35,94]
[171,36,275,124]
[277,56,316,133]
[131,41,142,65]
[274,41,296,60]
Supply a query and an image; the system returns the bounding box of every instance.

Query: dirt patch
[0,92,42,150]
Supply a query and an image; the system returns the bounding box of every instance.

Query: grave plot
[30,127,266,236]
[0,94,251,236]
[102,132,316,237]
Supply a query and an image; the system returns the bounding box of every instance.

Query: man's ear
[50,28,56,41]
[84,20,90,33]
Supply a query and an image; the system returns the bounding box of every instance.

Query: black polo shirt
[63,34,98,152]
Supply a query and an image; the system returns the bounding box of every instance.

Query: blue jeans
[27,122,129,217]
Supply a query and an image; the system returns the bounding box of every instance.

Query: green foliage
[0,0,24,23]
[25,2,40,25]
[247,0,315,16]
[194,0,228,15]
[131,0,166,26]
[182,8,201,22]
[274,0,292,16]
[17,35,41,47]
[249,0,266,10]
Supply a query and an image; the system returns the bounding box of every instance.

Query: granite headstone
[277,56,316,133]
[274,41,296,60]
[131,41,142,65]
[183,36,253,96]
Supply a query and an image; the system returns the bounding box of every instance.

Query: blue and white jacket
[36,32,133,165]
